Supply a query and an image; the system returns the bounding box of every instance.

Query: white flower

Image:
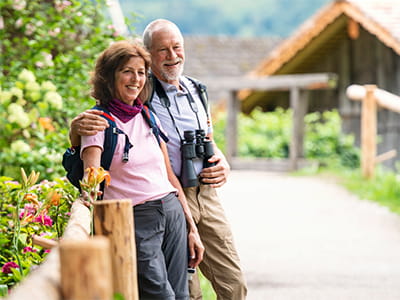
[41,81,57,92]
[12,0,26,10]
[15,18,23,28]
[11,140,31,154]
[39,147,49,155]
[8,103,31,128]
[44,91,63,109]
[10,87,24,99]
[25,81,40,92]
[0,91,13,104]
[18,69,36,83]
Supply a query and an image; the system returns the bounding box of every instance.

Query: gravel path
[218,170,400,300]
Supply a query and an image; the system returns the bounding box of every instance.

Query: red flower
[1,262,19,274]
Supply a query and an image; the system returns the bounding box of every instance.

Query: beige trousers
[184,184,247,300]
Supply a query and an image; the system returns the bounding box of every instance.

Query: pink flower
[2,262,19,274]
[23,247,37,253]
[34,215,53,227]
[44,249,51,254]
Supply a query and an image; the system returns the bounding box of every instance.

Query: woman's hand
[188,229,204,268]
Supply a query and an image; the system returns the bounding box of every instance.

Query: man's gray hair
[142,19,184,50]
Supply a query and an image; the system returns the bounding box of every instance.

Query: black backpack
[62,105,168,191]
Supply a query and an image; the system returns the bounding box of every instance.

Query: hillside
[120,0,331,37]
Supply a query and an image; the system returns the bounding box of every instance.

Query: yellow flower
[80,167,111,203]
[85,166,111,187]
[49,191,61,206]
[38,117,55,131]
[23,193,39,206]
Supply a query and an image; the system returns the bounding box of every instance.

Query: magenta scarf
[108,98,143,123]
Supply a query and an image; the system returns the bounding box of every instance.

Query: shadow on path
[218,170,400,300]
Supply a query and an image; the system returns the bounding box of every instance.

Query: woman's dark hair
[90,40,151,107]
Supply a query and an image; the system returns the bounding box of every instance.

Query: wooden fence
[4,199,138,300]
[346,84,400,178]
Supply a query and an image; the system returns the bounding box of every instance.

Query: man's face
[149,28,185,84]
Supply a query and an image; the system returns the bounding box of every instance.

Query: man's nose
[166,48,177,59]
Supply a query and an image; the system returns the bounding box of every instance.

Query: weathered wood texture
[60,237,113,300]
[347,84,400,178]
[361,85,377,178]
[93,199,138,300]
[6,200,91,300]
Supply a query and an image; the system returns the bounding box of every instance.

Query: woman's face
[114,56,146,105]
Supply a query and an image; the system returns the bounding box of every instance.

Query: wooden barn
[242,0,400,169]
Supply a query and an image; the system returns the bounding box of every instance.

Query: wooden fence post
[60,236,113,300]
[93,199,138,300]
[361,85,377,179]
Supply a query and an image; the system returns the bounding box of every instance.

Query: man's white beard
[161,63,184,82]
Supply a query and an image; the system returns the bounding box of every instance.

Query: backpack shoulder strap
[92,105,118,170]
[141,105,169,145]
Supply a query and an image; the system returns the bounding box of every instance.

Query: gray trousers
[134,192,189,300]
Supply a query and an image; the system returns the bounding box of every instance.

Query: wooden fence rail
[4,198,138,300]
[346,84,400,178]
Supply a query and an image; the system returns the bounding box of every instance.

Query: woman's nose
[131,73,139,82]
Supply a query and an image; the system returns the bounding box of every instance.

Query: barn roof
[251,0,400,76]
[182,35,281,102]
[241,0,400,112]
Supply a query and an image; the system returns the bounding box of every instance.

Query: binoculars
[180,129,216,188]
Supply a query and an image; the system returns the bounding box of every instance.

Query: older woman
[81,40,203,300]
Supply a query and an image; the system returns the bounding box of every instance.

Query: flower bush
[0,169,78,290]
[0,69,69,181]
[0,0,124,118]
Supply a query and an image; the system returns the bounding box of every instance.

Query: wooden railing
[346,84,399,178]
[5,199,138,300]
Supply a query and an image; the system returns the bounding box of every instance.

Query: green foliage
[213,108,360,169]
[0,170,78,289]
[237,108,291,158]
[0,0,122,118]
[304,110,360,169]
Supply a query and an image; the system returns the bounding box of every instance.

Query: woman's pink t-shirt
[80,112,177,206]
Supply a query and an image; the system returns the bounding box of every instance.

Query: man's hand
[200,150,230,188]
[69,110,109,146]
